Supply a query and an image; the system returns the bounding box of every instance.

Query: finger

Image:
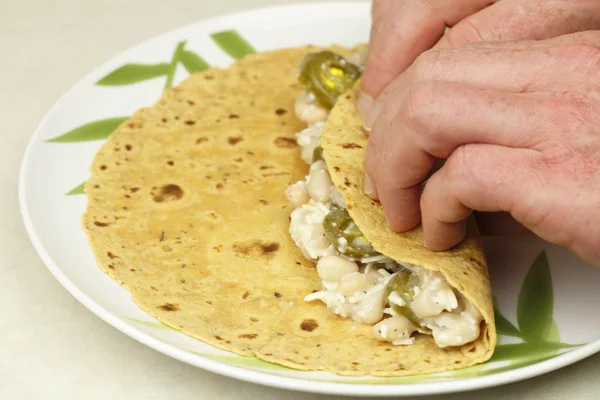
[421,144,538,251]
[368,81,556,231]
[437,0,600,48]
[474,211,531,236]
[362,40,595,130]
[361,0,493,100]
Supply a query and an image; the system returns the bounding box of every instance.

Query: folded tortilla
[84,45,494,377]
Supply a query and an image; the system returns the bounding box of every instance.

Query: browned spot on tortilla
[187,100,195,105]
[242,291,250,299]
[108,264,115,270]
[158,303,179,312]
[239,333,258,339]
[206,301,213,305]
[94,221,109,227]
[228,136,243,145]
[153,184,184,202]
[225,340,232,344]
[214,335,223,340]
[129,268,135,272]
[345,94,351,99]
[204,75,214,80]
[259,165,273,170]
[344,178,352,187]
[259,199,268,205]
[234,157,243,162]
[261,242,280,253]
[100,165,107,170]
[196,137,208,144]
[167,161,174,166]
[333,166,340,172]
[229,114,240,119]
[125,144,132,151]
[468,347,476,353]
[347,204,353,210]
[352,362,359,366]
[300,319,318,332]
[424,359,431,364]
[341,143,362,149]
[455,360,462,364]
[184,120,196,125]
[130,187,139,193]
[250,317,258,322]
[385,348,392,352]
[150,286,158,291]
[274,137,297,148]
[107,252,118,259]
[216,183,224,190]
[274,292,282,298]
[396,364,405,370]
[275,108,287,116]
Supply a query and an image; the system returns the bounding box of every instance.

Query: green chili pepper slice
[297,51,362,110]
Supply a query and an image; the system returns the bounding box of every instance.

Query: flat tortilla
[84,46,494,376]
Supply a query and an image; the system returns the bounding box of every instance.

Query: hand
[359,0,600,113]
[363,32,600,266]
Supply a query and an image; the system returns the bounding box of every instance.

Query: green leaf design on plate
[126,317,178,332]
[210,30,256,60]
[179,49,210,74]
[66,181,85,196]
[96,63,171,86]
[164,41,187,89]
[517,250,553,342]
[546,319,561,342]
[493,297,522,339]
[196,353,294,371]
[47,117,129,143]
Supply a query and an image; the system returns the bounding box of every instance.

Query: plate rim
[17,1,600,396]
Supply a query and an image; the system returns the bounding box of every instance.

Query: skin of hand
[362,31,600,266]
[359,0,600,104]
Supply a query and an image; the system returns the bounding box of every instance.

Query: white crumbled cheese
[392,338,415,346]
[322,280,339,291]
[380,323,389,338]
[388,291,407,307]
[289,202,336,260]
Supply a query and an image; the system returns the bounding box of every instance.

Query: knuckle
[444,19,485,47]
[444,146,478,199]
[410,49,441,81]
[401,81,438,133]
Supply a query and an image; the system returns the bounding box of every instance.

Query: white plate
[18,2,600,396]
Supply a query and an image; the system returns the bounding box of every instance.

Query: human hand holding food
[360,0,600,107]
[363,32,600,266]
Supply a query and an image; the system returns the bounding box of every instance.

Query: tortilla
[320,85,497,365]
[84,46,494,377]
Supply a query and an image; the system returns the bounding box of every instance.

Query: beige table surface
[2,0,600,398]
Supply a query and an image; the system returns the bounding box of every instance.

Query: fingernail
[363,100,383,132]
[357,91,374,120]
[363,173,373,195]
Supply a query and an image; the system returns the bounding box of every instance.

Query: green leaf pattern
[517,251,554,342]
[47,117,129,143]
[210,30,256,60]
[51,30,255,195]
[96,63,171,86]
